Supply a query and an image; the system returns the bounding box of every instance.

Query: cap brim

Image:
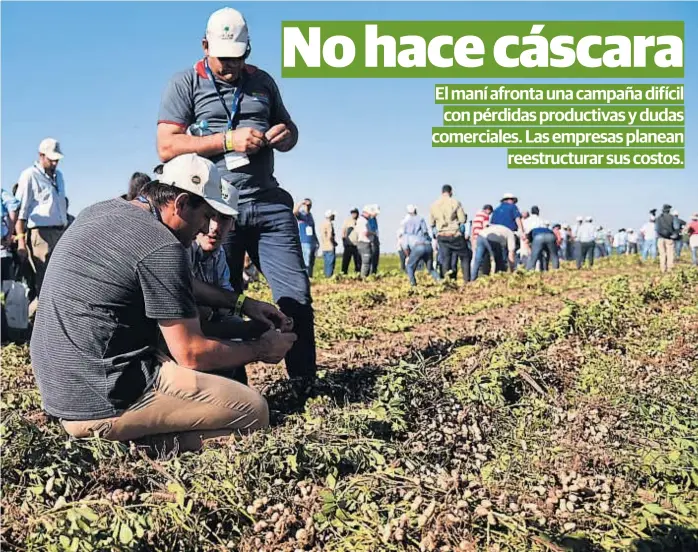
[45,152,64,161]
[208,40,248,58]
[206,197,238,217]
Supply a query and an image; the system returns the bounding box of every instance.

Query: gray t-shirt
[30,199,198,420]
[158,61,292,203]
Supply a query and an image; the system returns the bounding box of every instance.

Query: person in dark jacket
[655,204,681,273]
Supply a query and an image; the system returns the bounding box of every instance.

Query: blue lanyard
[136,195,162,223]
[204,58,244,131]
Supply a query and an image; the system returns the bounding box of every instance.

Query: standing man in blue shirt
[156,7,316,382]
[14,138,68,316]
[294,198,319,278]
[367,204,381,274]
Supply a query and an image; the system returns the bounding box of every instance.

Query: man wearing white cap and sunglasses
[157,7,316,383]
[14,138,68,314]
[320,210,338,278]
[31,154,296,452]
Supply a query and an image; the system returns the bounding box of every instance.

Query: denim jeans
[674,239,684,258]
[222,189,316,379]
[471,236,507,281]
[641,239,657,261]
[405,244,440,286]
[691,246,698,266]
[398,249,407,272]
[527,233,559,271]
[323,250,336,278]
[301,242,317,278]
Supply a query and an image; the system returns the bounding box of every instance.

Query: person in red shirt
[688,213,698,266]
[471,204,493,276]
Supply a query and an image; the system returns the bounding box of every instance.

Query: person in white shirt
[626,228,639,255]
[612,229,627,255]
[355,206,376,278]
[576,216,596,269]
[14,138,68,315]
[640,215,657,261]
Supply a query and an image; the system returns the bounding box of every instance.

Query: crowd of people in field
[0,6,696,455]
[292,187,698,285]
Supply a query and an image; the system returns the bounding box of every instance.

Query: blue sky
[2,1,696,251]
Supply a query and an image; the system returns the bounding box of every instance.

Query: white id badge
[225,151,250,170]
[305,226,314,237]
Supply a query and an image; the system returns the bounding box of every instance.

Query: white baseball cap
[325,209,336,218]
[406,204,417,214]
[205,8,249,58]
[585,216,593,222]
[39,138,64,161]
[159,154,238,216]
[501,192,517,202]
[576,216,583,222]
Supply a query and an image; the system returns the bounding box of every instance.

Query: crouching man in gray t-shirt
[30,154,296,452]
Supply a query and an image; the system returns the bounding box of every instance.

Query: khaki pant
[62,361,269,452]
[657,237,675,273]
[27,226,64,295]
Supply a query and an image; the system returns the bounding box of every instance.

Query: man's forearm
[158,133,226,162]
[193,279,239,309]
[187,335,260,372]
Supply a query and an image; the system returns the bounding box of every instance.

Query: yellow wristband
[14,233,26,241]
[225,130,235,153]
[234,294,246,317]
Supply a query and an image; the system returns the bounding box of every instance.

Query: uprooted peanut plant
[2,256,697,551]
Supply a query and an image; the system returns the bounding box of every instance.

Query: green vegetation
[2,256,697,551]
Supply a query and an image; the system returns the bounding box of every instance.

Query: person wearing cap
[30,153,296,452]
[429,185,471,282]
[687,213,698,266]
[626,228,639,255]
[1,187,20,280]
[13,138,68,314]
[612,228,628,256]
[355,206,377,278]
[367,204,381,274]
[157,7,316,382]
[319,210,338,278]
[294,198,319,278]
[341,208,361,275]
[576,216,596,269]
[655,204,680,272]
[490,193,525,236]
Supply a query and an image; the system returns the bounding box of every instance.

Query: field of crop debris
[2,256,698,551]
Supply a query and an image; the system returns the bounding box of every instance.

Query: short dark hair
[11,183,18,196]
[531,205,540,215]
[140,180,206,211]
[153,164,164,176]
[442,184,452,194]
[350,208,359,214]
[127,172,152,201]
[483,204,493,211]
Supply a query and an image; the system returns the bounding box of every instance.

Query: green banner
[506,148,685,168]
[441,105,684,126]
[281,21,684,78]
[434,84,684,104]
[432,127,684,147]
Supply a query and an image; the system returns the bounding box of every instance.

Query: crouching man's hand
[242,297,293,332]
[256,330,298,364]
